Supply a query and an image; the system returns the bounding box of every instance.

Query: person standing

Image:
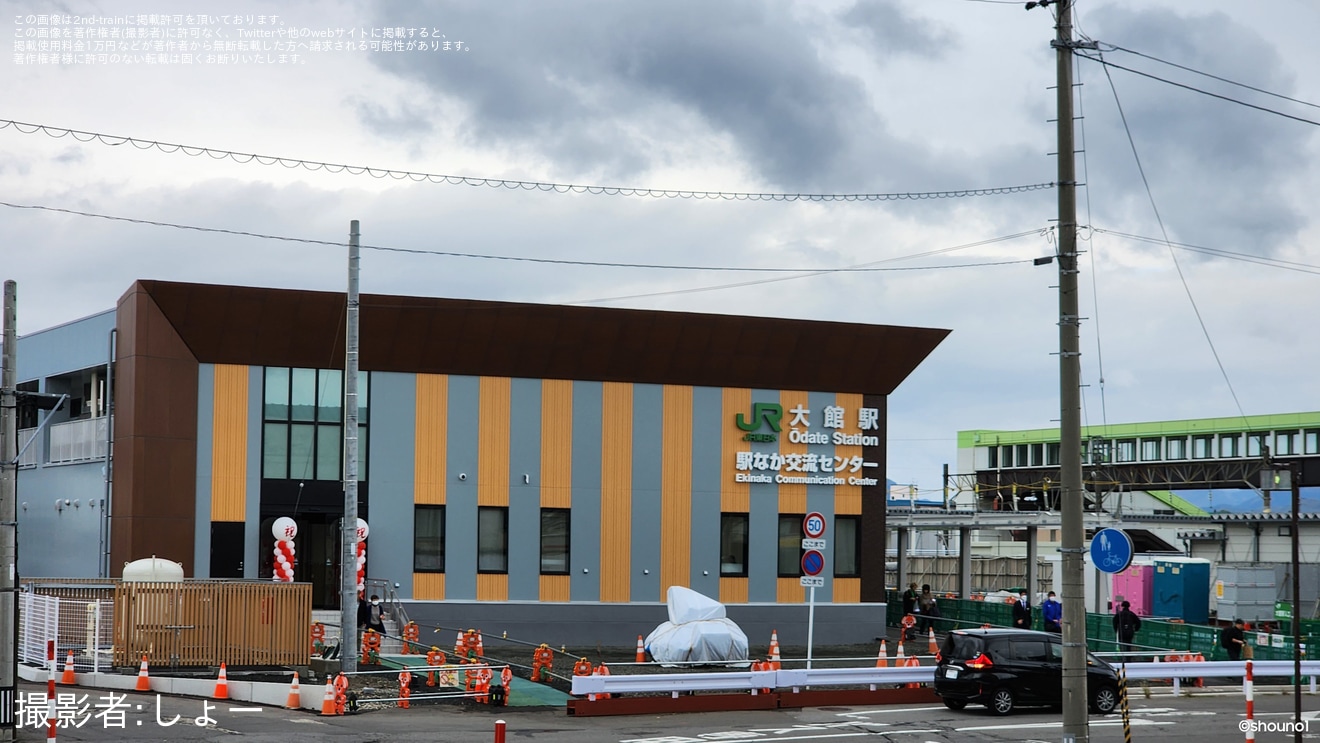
[1041,591,1063,633]
[918,585,941,634]
[1221,618,1247,661]
[1113,600,1142,653]
[1012,592,1032,630]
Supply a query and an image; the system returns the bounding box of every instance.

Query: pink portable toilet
[1110,564,1153,616]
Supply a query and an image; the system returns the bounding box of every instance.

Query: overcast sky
[4,0,1318,493]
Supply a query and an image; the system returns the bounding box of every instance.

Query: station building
[14,280,948,618]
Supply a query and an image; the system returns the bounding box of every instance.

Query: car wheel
[942,698,967,710]
[1091,685,1119,714]
[989,687,1015,716]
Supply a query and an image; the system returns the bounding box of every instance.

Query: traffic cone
[928,628,938,655]
[455,630,464,656]
[895,641,906,665]
[768,639,782,670]
[285,672,301,709]
[635,635,646,663]
[135,655,151,691]
[875,640,888,668]
[904,655,921,688]
[476,630,485,657]
[213,663,230,700]
[60,650,75,684]
[320,679,337,716]
[770,629,779,652]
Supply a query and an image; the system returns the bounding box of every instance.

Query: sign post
[801,513,827,670]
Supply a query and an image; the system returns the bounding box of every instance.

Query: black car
[933,628,1120,716]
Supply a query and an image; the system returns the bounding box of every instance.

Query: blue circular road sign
[801,550,825,577]
[1090,527,1134,574]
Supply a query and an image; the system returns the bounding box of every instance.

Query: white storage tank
[121,556,185,582]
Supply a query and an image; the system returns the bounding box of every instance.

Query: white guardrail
[570,661,1320,697]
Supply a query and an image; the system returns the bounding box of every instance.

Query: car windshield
[941,633,985,661]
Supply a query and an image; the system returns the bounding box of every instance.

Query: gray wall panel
[445,375,480,600]
[630,384,663,602]
[16,462,106,577]
[507,378,542,600]
[194,364,215,578]
[570,381,602,601]
[747,390,781,602]
[366,372,416,596]
[15,310,115,382]
[689,386,723,596]
[807,390,836,602]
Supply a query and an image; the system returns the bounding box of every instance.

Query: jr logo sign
[736,403,782,442]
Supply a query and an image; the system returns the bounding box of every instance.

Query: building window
[1276,431,1298,456]
[1192,435,1213,459]
[1306,429,1319,455]
[477,507,508,573]
[414,505,444,572]
[1167,437,1187,459]
[1088,439,1111,465]
[261,366,369,481]
[1015,444,1028,468]
[1115,439,1136,463]
[720,514,749,577]
[1001,446,1014,468]
[987,447,999,469]
[1030,443,1043,467]
[777,515,804,577]
[1219,434,1241,458]
[835,516,859,577]
[1247,433,1265,457]
[540,508,570,575]
[1046,443,1060,466]
[1140,438,1162,461]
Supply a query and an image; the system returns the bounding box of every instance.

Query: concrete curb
[18,664,323,712]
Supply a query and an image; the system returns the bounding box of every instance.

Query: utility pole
[1290,461,1301,743]
[340,221,361,674]
[1047,0,1089,738]
[1,281,18,741]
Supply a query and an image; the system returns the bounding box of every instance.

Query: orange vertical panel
[777,390,808,515]
[540,380,573,508]
[414,374,448,505]
[599,382,633,603]
[539,575,570,603]
[210,364,247,522]
[720,577,749,604]
[777,577,805,603]
[413,573,445,600]
[476,573,509,601]
[833,393,865,515]
[834,578,861,603]
[721,388,752,513]
[478,377,511,507]
[660,385,693,598]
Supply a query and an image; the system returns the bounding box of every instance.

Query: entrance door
[209,522,245,578]
[300,515,343,610]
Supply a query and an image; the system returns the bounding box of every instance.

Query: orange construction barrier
[285,672,301,710]
[875,640,888,668]
[475,666,492,704]
[573,657,594,677]
[320,680,337,716]
[904,655,921,688]
[635,635,646,663]
[361,629,382,665]
[592,663,612,700]
[398,671,412,709]
[60,651,75,685]
[401,621,420,655]
[425,646,447,687]
[463,629,482,659]
[1193,653,1205,687]
[531,644,554,682]
[310,622,326,656]
[213,663,230,700]
[333,673,348,716]
[501,665,513,697]
[135,655,151,692]
[900,613,916,640]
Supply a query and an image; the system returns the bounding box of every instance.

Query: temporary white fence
[571,660,1320,698]
[18,593,115,673]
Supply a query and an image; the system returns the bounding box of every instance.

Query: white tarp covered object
[645,586,749,665]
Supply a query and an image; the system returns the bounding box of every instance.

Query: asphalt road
[14,681,1320,742]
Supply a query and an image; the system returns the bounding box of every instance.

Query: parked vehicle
[933,628,1120,716]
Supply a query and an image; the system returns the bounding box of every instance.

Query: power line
[1077,55,1320,128]
[1102,43,1320,112]
[1090,227,1320,275]
[0,118,1055,202]
[0,198,1042,275]
[1096,54,1251,425]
